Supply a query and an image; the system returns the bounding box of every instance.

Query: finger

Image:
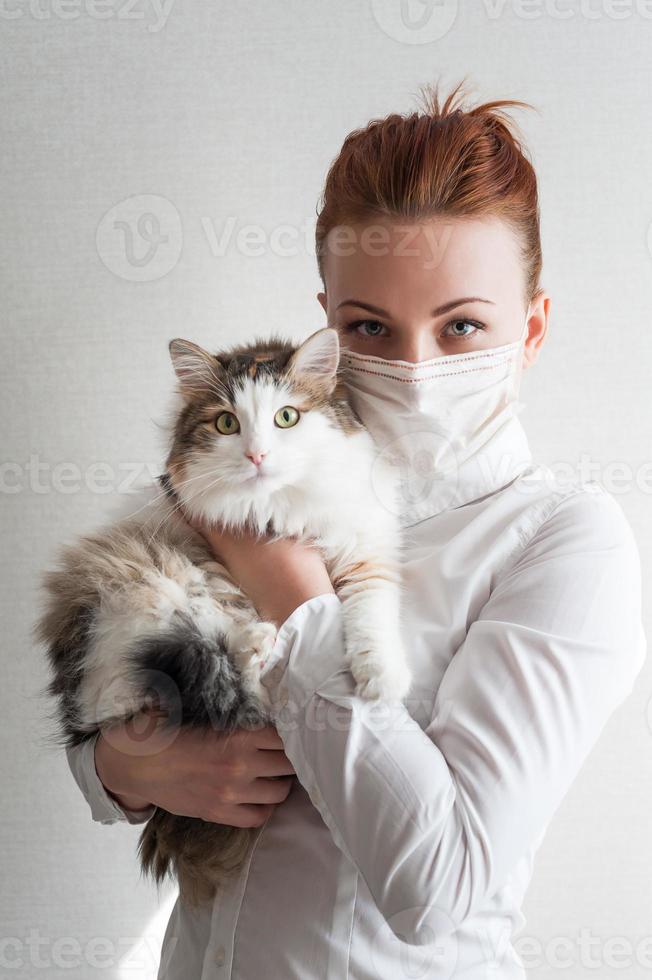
[250,724,286,750]
[254,748,296,777]
[248,776,295,805]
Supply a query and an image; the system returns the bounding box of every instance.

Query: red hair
[315,81,542,302]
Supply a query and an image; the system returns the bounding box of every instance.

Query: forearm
[259,594,471,944]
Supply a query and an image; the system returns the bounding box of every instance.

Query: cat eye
[274,406,300,428]
[215,411,240,435]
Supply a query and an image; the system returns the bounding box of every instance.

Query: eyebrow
[336,297,496,317]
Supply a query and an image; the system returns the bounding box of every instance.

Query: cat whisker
[121,465,228,522]
[142,470,234,548]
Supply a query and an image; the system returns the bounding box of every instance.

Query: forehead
[323,215,525,311]
[231,375,295,416]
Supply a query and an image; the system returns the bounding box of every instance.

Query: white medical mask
[340,316,533,526]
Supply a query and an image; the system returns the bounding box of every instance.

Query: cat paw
[229,621,278,706]
[236,621,277,663]
[351,655,412,702]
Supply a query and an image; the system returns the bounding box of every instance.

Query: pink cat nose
[245,450,268,467]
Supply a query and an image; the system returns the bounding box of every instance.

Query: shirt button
[214,945,226,966]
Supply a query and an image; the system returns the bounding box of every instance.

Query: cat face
[166,328,361,524]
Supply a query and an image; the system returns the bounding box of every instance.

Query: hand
[94,710,296,828]
[192,522,335,629]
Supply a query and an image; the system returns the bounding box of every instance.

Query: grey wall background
[2,2,651,978]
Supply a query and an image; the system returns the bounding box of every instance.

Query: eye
[216,411,240,435]
[442,319,484,340]
[346,319,388,338]
[274,406,300,428]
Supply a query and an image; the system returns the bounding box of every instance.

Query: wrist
[206,533,334,627]
[262,583,335,629]
[94,733,152,811]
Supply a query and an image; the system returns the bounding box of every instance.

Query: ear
[522,292,550,372]
[169,339,225,399]
[287,327,340,385]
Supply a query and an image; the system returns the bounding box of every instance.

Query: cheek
[285,412,330,450]
[266,426,294,459]
[191,428,244,468]
[265,421,308,462]
[219,431,247,462]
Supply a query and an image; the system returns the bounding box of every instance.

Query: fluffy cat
[36,326,411,906]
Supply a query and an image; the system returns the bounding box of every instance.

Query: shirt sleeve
[259,487,647,945]
[65,734,156,826]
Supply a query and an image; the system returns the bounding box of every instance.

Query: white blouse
[66,413,647,979]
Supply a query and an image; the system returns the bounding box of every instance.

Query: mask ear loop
[506,310,530,403]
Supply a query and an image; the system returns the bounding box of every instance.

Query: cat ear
[169,339,225,400]
[287,328,340,384]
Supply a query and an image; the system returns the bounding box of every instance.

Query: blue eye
[345,318,485,342]
[347,320,387,338]
[443,320,483,339]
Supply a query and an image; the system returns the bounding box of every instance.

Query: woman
[67,84,646,978]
